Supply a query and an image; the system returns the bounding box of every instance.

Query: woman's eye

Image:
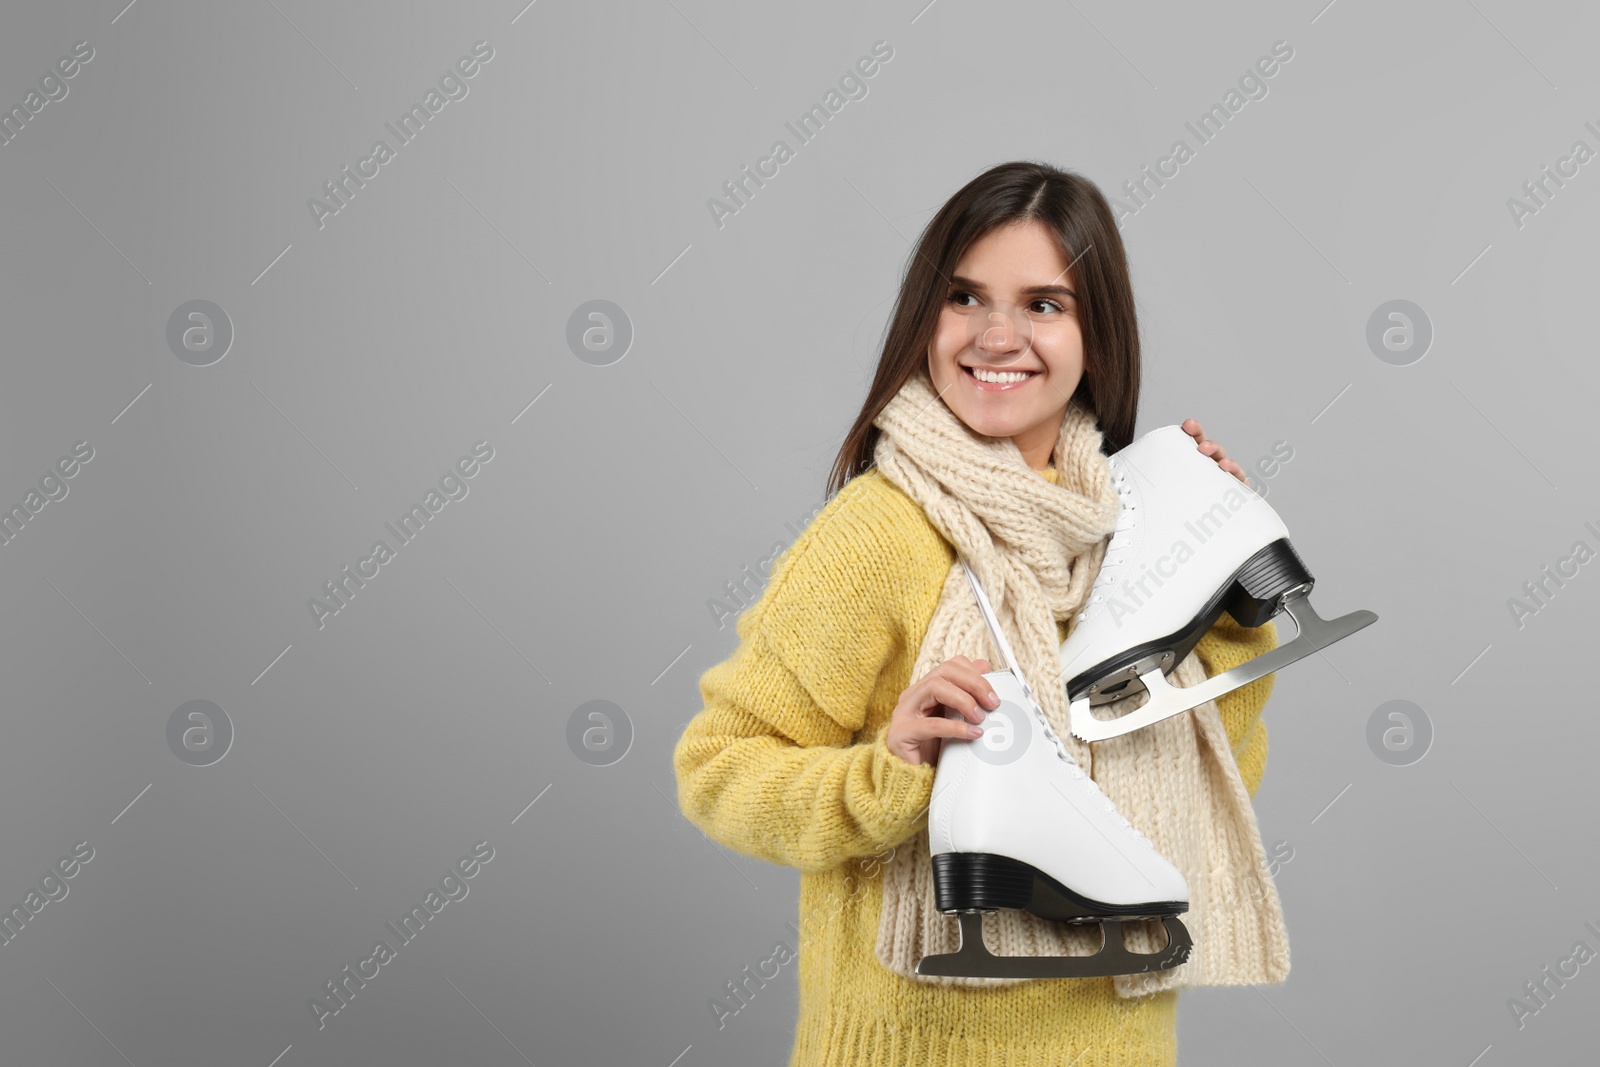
[1032,299,1065,314]
[947,290,978,307]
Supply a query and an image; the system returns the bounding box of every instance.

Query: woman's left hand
[1182,419,1247,484]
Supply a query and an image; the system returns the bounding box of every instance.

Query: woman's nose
[973,304,1031,356]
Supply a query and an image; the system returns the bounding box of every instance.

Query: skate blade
[1068,590,1378,743]
[915,912,1193,979]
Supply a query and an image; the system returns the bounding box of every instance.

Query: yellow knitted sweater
[673,464,1278,1066]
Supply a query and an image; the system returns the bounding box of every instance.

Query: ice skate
[1063,424,1378,744]
[915,560,1193,980]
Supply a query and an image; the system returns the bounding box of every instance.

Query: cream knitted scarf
[869,368,1290,997]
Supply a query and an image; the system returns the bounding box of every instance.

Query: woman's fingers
[911,709,983,741]
[1185,420,1226,461]
[1183,418,1248,484]
[923,677,991,724]
[887,655,1003,764]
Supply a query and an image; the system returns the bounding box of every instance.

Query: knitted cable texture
[869,368,1291,997]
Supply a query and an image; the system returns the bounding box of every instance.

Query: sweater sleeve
[672,495,937,873]
[1192,613,1278,799]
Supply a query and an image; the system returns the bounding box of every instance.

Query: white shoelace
[1027,692,1154,849]
[1077,459,1138,622]
[1052,458,1153,848]
[960,554,1153,849]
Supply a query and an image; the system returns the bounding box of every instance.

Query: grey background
[0,0,1594,1064]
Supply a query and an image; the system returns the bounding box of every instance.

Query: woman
[674,160,1289,1066]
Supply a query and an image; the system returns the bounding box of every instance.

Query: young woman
[674,161,1289,1066]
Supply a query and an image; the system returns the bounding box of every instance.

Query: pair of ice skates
[916,424,1377,980]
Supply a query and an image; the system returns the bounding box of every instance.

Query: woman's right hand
[884,656,1001,767]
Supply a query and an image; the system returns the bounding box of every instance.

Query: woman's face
[926,218,1084,471]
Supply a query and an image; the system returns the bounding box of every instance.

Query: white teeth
[970,367,1036,384]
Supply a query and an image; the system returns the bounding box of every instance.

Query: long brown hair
[825,161,1142,499]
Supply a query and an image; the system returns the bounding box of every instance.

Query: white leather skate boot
[1063,424,1378,743]
[916,560,1192,980]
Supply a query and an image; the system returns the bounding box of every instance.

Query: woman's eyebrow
[949,274,1076,298]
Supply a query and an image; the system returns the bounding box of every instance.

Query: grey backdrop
[1,0,1594,1064]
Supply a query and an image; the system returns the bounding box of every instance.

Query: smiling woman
[825,164,1143,495]
[675,161,1285,1067]
[926,222,1090,471]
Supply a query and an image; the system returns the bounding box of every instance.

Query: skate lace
[1077,458,1137,623]
[1024,687,1155,849]
[960,556,1154,851]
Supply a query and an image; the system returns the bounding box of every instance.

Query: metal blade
[915,912,1192,978]
[1068,591,1378,743]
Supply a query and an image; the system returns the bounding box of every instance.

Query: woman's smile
[926,219,1086,469]
[963,364,1042,391]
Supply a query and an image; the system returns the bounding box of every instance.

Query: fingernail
[968,726,983,737]
[987,691,999,705]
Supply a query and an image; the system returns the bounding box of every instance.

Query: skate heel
[1223,539,1314,628]
[931,852,1032,914]
[931,852,1186,921]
